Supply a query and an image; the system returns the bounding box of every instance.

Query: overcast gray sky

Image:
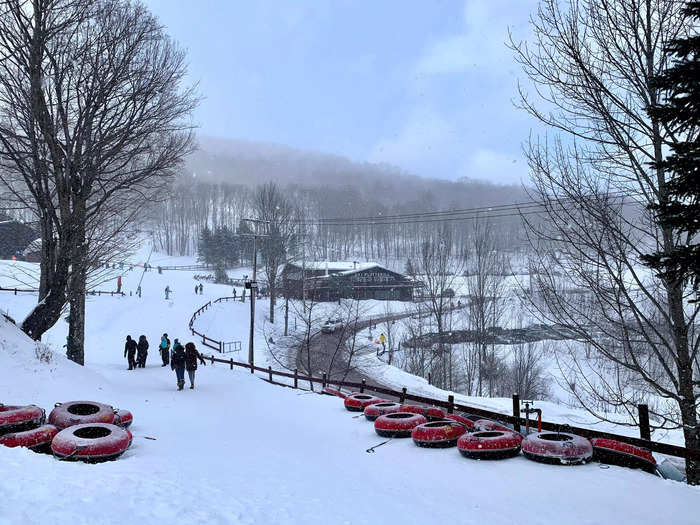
[146,0,540,185]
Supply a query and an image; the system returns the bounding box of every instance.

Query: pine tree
[645,2,700,291]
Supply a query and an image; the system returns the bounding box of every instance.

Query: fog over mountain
[185,136,530,211]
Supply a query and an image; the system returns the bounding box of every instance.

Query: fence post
[210,355,214,365]
[268,366,273,383]
[322,373,327,388]
[360,379,366,393]
[294,368,298,389]
[229,358,233,370]
[638,404,651,441]
[219,341,222,353]
[512,394,521,434]
[448,395,454,414]
[400,387,407,403]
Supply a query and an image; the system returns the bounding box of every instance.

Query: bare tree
[255,182,298,324]
[466,218,508,396]
[510,0,699,482]
[0,0,197,364]
[408,224,463,388]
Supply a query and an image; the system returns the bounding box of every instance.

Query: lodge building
[280,261,420,301]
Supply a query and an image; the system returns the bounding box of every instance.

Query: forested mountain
[150,137,531,260]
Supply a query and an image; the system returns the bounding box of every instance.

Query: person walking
[198,283,203,295]
[136,335,149,368]
[171,339,186,390]
[232,288,237,299]
[117,275,122,294]
[159,333,170,366]
[164,285,171,300]
[124,335,137,370]
[379,333,386,355]
[194,284,199,295]
[185,342,206,389]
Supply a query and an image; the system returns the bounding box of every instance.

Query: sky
[145,0,540,185]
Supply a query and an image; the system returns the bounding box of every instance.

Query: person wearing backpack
[159,333,170,366]
[170,339,186,390]
[185,342,206,389]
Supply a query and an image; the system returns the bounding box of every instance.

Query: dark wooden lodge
[281,261,419,301]
[0,214,38,260]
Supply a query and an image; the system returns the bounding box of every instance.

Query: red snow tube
[344,394,384,412]
[374,412,428,438]
[113,409,133,429]
[591,438,656,473]
[364,402,402,422]
[0,424,59,453]
[444,414,476,430]
[412,420,468,448]
[474,418,515,433]
[457,430,523,459]
[51,423,132,462]
[48,401,116,429]
[397,405,445,420]
[0,405,45,434]
[522,432,593,465]
[424,407,446,421]
[322,387,347,399]
[398,404,425,415]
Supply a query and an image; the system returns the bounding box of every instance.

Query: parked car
[321,318,344,334]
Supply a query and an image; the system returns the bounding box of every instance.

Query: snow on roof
[299,261,379,272]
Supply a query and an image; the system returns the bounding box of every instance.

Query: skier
[117,275,122,294]
[124,335,137,370]
[379,333,386,355]
[198,283,203,295]
[232,288,237,299]
[136,285,142,298]
[136,335,149,368]
[184,342,206,389]
[165,285,171,300]
[171,339,186,390]
[159,333,170,366]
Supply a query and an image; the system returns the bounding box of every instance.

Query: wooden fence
[188,297,700,464]
[0,287,125,297]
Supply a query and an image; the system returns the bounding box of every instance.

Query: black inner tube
[385,413,415,419]
[374,403,397,408]
[73,426,111,439]
[539,433,574,442]
[67,403,100,416]
[473,431,505,438]
[424,421,451,428]
[353,395,373,400]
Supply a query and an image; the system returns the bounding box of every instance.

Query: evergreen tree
[645,2,700,291]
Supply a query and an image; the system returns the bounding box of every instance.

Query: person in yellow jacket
[379,333,386,354]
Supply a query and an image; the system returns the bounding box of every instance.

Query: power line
[294,189,642,227]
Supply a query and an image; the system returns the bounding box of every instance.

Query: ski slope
[0,249,698,525]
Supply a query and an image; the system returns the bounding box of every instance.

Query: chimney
[353,261,358,269]
[325,261,329,276]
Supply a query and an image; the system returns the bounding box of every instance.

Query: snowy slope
[1,315,699,525]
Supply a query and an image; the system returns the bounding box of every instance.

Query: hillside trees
[511,0,699,482]
[0,0,197,364]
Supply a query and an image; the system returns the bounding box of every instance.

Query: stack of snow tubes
[333,394,663,477]
[0,400,134,463]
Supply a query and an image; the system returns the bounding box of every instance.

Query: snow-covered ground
[1,246,698,524]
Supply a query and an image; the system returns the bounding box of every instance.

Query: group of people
[124,333,206,390]
[124,335,149,369]
[194,283,204,295]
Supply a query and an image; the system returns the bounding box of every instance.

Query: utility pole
[240,219,269,372]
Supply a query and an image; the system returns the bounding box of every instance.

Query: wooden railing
[188,296,700,464]
[0,287,125,296]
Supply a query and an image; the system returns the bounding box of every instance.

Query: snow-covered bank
[1,315,699,525]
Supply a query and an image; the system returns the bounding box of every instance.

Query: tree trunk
[67,211,87,366]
